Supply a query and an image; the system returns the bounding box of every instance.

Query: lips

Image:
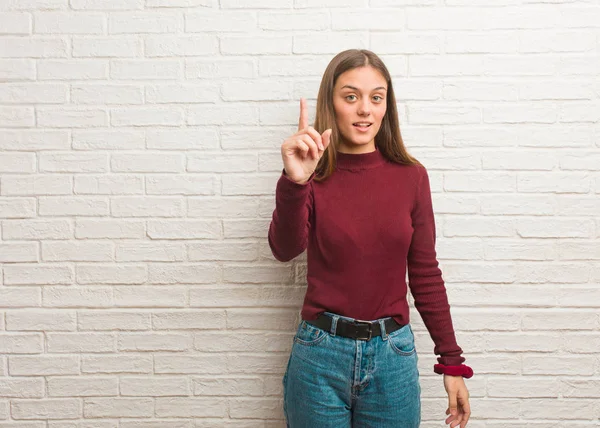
[353,122,372,132]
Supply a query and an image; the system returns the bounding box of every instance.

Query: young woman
[268,49,473,428]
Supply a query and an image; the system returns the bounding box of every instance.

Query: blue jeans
[282,311,421,427]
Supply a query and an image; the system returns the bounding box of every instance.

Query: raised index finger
[298,97,308,131]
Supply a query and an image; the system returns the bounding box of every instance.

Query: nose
[357,99,370,116]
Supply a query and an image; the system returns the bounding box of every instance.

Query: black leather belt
[304,313,404,341]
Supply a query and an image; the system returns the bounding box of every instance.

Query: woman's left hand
[443,374,471,427]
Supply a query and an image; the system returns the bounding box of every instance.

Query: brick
[47,377,118,397]
[39,152,108,172]
[72,84,143,104]
[0,378,44,398]
[0,333,43,353]
[186,10,257,32]
[188,241,257,261]
[115,242,185,262]
[0,37,68,58]
[11,399,81,419]
[221,35,291,55]
[108,11,182,34]
[186,104,258,126]
[37,108,107,128]
[0,0,67,10]
[37,60,107,80]
[0,130,69,150]
[0,107,35,127]
[78,311,150,331]
[146,128,219,150]
[3,264,73,285]
[117,333,192,351]
[110,107,184,126]
[185,58,253,79]
[70,0,143,9]
[84,398,152,418]
[1,219,72,240]
[41,241,113,262]
[145,175,215,195]
[193,377,263,396]
[152,310,226,330]
[72,129,144,150]
[43,286,113,308]
[6,310,76,331]
[76,264,146,285]
[74,175,143,195]
[113,286,187,308]
[75,219,145,239]
[0,243,38,263]
[1,175,71,196]
[72,37,142,58]
[82,355,153,374]
[120,376,189,396]
[146,220,221,239]
[110,60,181,80]
[111,153,184,172]
[258,11,326,30]
[9,355,79,376]
[154,397,227,417]
[0,12,32,34]
[0,59,35,80]
[0,153,35,173]
[144,35,217,56]
[47,333,115,353]
[145,83,218,103]
[34,12,105,34]
[222,80,292,101]
[110,197,184,217]
[38,197,109,216]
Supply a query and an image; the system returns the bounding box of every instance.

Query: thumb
[321,129,332,150]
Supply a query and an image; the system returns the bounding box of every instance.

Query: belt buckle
[352,319,373,341]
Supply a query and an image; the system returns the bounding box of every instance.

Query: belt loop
[330,314,339,337]
[379,318,388,340]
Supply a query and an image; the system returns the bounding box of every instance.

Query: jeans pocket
[387,324,416,356]
[293,320,328,346]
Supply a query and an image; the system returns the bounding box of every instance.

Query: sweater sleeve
[407,166,466,367]
[268,168,315,262]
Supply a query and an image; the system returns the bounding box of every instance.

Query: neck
[335,146,386,171]
[337,140,376,154]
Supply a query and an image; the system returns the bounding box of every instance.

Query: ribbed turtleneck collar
[335,147,387,171]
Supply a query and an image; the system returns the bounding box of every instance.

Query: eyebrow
[340,85,387,91]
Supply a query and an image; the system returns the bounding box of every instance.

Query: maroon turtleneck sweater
[268,148,466,367]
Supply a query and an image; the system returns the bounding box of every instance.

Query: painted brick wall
[0,0,599,426]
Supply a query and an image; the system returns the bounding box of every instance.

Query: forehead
[335,66,387,90]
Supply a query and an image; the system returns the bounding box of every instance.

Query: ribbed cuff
[281,168,315,186]
[433,363,474,378]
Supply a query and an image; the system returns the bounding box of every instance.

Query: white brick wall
[0,0,598,426]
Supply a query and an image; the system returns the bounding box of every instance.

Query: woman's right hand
[281,97,332,184]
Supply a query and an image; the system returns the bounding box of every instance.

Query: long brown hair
[312,49,422,181]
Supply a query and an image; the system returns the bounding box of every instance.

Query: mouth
[352,122,373,132]
[353,122,372,131]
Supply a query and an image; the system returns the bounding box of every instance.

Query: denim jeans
[282,311,421,427]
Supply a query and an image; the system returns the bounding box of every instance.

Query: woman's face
[332,66,388,154]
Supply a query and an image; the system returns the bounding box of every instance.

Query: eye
[373,96,383,102]
[345,95,356,101]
